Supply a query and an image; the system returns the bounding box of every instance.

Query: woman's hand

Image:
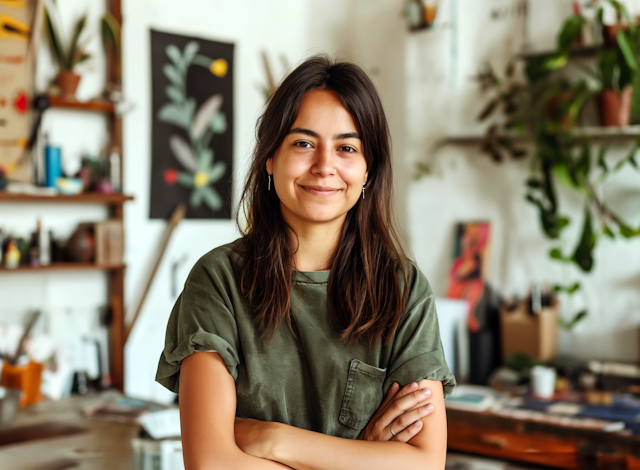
[234,417,278,460]
[357,381,435,443]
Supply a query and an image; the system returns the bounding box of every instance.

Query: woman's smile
[300,185,342,196]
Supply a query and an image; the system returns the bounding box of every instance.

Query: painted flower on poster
[157,40,229,210]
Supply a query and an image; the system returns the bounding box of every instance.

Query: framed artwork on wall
[149,29,234,219]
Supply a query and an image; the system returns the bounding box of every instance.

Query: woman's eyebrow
[288,127,361,140]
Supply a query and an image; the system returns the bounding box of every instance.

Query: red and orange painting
[446,222,491,333]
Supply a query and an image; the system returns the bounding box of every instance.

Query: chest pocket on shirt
[338,359,386,430]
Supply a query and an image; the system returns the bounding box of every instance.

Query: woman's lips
[301,185,340,196]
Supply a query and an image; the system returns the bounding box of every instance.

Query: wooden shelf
[519,45,598,61]
[46,95,115,114]
[0,192,134,204]
[442,126,640,146]
[0,262,126,273]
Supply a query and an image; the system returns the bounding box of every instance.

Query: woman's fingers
[381,381,400,407]
[389,387,432,416]
[388,403,435,441]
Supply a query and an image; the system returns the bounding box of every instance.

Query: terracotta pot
[56,70,81,99]
[545,92,575,129]
[602,24,620,47]
[598,87,632,127]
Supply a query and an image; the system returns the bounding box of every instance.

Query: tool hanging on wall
[124,203,186,343]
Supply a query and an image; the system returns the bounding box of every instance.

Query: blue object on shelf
[45,145,62,188]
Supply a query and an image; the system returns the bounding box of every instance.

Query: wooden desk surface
[447,408,640,469]
[0,393,139,470]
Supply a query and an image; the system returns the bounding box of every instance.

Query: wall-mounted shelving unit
[441,126,640,147]
[0,0,128,391]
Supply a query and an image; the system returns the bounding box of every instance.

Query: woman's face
[267,89,368,228]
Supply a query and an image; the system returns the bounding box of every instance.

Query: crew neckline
[293,270,330,283]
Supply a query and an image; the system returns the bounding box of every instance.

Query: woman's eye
[340,146,356,153]
[294,141,312,149]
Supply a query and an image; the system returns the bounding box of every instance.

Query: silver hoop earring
[362,185,365,200]
[268,174,271,191]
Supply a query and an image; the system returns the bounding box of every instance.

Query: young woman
[156,56,456,470]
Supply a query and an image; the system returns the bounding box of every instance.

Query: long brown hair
[235,55,409,347]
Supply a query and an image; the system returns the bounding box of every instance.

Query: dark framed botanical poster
[149,29,234,219]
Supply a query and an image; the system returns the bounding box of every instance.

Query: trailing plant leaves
[549,247,571,262]
[526,178,541,189]
[597,145,609,172]
[632,63,640,124]
[558,309,587,330]
[558,16,586,51]
[619,223,640,238]
[210,111,227,134]
[571,207,594,272]
[603,224,615,238]
[553,282,581,295]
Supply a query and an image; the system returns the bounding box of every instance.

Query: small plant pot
[602,24,620,47]
[56,70,81,99]
[598,87,632,127]
[1,361,44,407]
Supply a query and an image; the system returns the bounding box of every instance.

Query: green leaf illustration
[183,41,200,66]
[165,85,184,103]
[209,161,226,182]
[178,172,194,187]
[198,148,213,170]
[190,186,204,207]
[202,186,223,210]
[210,111,227,134]
[166,44,183,71]
[163,63,182,86]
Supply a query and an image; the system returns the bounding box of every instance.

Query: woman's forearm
[267,424,439,470]
[207,448,291,470]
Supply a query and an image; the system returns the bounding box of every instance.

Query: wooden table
[0,393,139,470]
[447,408,640,469]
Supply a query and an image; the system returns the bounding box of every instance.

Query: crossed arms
[179,351,447,470]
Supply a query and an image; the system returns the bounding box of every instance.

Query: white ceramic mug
[531,365,556,399]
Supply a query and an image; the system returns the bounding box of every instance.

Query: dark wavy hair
[235,55,409,347]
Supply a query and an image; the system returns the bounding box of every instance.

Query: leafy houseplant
[44,3,92,98]
[417,0,640,331]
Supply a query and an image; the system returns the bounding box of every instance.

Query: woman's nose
[312,144,335,177]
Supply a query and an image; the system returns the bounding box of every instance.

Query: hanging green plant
[417,0,640,331]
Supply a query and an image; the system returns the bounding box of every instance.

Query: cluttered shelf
[0,192,134,204]
[0,262,125,273]
[441,125,640,146]
[46,95,116,114]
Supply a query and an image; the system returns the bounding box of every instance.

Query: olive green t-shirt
[156,239,456,439]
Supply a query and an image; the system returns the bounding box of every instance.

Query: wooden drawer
[448,423,578,469]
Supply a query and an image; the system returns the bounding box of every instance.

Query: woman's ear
[266,158,273,175]
[364,171,369,186]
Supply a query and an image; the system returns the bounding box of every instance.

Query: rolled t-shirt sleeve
[383,265,456,398]
[155,256,241,394]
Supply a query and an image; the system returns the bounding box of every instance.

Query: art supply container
[531,365,556,399]
[45,145,62,188]
[1,361,44,406]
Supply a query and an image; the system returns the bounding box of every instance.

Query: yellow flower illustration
[210,58,228,77]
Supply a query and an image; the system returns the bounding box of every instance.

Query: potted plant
[44,4,92,99]
[594,1,640,126]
